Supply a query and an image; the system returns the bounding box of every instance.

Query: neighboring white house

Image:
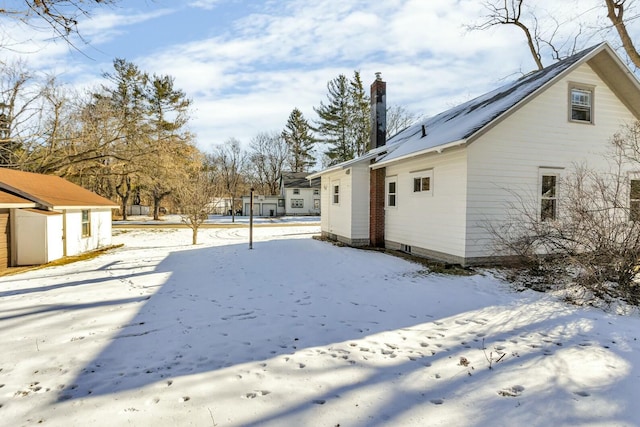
[0,168,118,269]
[281,172,321,216]
[309,42,640,266]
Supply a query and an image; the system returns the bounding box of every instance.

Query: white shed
[14,209,63,265]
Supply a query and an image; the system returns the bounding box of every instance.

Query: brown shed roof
[0,189,35,207]
[0,168,117,209]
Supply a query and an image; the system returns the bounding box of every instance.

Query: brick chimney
[369,73,386,247]
[370,72,386,150]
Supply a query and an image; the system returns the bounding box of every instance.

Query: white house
[309,42,640,266]
[0,168,118,269]
[281,172,321,216]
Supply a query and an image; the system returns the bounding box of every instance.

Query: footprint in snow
[498,385,524,397]
[430,399,444,405]
[574,390,590,397]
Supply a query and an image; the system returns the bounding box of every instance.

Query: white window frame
[81,209,91,237]
[385,176,397,208]
[291,199,303,208]
[332,182,340,205]
[569,82,595,124]
[410,169,433,196]
[539,168,562,221]
[293,188,300,195]
[313,199,320,210]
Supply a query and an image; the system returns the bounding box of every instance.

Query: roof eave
[371,139,467,169]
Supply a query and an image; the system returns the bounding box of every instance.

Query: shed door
[0,210,9,270]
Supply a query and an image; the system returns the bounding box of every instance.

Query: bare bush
[489,122,640,304]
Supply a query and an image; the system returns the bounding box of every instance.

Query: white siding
[384,147,468,258]
[319,162,370,244]
[285,188,317,215]
[350,163,371,240]
[15,209,63,265]
[466,62,638,258]
[65,209,113,256]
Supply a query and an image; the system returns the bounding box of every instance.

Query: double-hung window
[540,173,559,221]
[81,210,91,237]
[569,83,594,124]
[386,177,397,207]
[332,183,340,204]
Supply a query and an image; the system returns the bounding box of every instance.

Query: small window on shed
[81,210,91,237]
[333,184,340,204]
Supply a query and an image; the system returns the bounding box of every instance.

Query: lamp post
[249,187,254,249]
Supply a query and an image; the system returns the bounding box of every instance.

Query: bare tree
[469,0,640,71]
[386,105,418,139]
[469,0,545,70]
[0,1,120,43]
[247,131,288,195]
[212,138,247,222]
[174,166,216,245]
[605,0,640,68]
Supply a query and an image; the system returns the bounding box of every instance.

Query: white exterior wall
[384,147,468,259]
[284,188,319,215]
[320,162,370,244]
[15,209,63,265]
[465,62,638,259]
[64,209,113,256]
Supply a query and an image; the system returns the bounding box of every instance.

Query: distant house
[309,42,640,265]
[280,172,321,216]
[240,194,284,217]
[0,168,118,270]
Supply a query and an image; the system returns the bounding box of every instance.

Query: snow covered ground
[1,225,640,426]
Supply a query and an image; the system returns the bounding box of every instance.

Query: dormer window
[569,84,594,124]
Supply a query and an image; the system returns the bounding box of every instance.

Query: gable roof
[281,172,320,189]
[373,42,640,167]
[0,168,118,209]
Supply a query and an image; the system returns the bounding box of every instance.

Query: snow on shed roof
[375,43,604,166]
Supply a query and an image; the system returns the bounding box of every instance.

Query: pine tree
[314,72,371,166]
[281,108,316,172]
[348,71,370,157]
[314,74,351,165]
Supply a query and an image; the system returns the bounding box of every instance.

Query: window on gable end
[569,84,594,124]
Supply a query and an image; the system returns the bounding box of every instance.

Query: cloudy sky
[1,0,638,152]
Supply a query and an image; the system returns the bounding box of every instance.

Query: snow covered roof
[374,42,606,167]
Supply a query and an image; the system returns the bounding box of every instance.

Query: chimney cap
[375,72,382,81]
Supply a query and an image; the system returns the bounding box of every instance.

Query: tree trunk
[605,0,640,68]
[231,195,235,223]
[116,176,132,220]
[192,226,198,245]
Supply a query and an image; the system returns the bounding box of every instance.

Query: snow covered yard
[1,225,639,427]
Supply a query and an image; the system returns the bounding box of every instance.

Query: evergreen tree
[348,71,370,157]
[314,71,371,166]
[314,74,351,165]
[281,108,316,172]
